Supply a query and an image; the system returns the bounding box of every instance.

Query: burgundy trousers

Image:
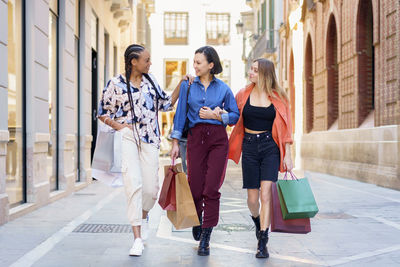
[187,123,228,228]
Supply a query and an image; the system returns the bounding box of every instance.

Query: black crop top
[243,97,276,131]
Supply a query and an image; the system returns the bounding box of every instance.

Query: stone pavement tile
[3,158,400,267]
[307,171,400,230]
[335,250,400,267]
[0,250,27,267]
[0,182,118,267]
[85,193,130,225]
[307,171,400,200]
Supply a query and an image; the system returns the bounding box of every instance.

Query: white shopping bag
[91,121,123,187]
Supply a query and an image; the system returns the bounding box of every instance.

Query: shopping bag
[271,183,311,233]
[91,122,123,187]
[167,171,200,230]
[158,163,182,211]
[277,172,319,219]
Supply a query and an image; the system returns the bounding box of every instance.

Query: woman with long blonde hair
[228,58,293,258]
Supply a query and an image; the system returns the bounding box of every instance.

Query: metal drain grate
[73,224,132,233]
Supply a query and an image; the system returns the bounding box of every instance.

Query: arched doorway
[305,35,314,133]
[356,0,374,126]
[326,15,339,129]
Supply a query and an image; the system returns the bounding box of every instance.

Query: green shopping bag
[277,172,319,219]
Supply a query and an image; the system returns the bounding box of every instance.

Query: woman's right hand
[170,139,180,161]
[183,74,195,85]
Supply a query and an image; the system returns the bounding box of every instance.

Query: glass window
[91,12,97,51]
[7,0,24,207]
[113,45,118,76]
[49,11,58,191]
[104,33,109,86]
[75,0,79,37]
[216,60,231,87]
[261,0,266,33]
[74,36,80,182]
[268,0,275,47]
[164,12,188,45]
[164,60,187,91]
[206,13,230,45]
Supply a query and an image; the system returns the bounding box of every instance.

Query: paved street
[1,158,400,267]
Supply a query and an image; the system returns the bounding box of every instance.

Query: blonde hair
[253,58,288,103]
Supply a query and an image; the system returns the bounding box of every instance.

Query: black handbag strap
[185,83,191,117]
[142,73,161,136]
[126,81,141,147]
[181,82,191,138]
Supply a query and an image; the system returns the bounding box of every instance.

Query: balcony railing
[250,29,276,58]
[245,29,278,74]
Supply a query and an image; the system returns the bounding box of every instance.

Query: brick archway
[356,0,374,126]
[305,35,313,133]
[326,14,339,129]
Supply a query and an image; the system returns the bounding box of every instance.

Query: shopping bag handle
[283,171,299,181]
[289,171,299,180]
[168,158,177,173]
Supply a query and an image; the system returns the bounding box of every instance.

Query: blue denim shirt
[171,76,239,140]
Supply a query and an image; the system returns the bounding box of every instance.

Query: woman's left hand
[183,74,195,85]
[199,106,219,120]
[283,155,293,171]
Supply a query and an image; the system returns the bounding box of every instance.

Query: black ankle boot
[251,215,260,239]
[197,227,213,256]
[192,214,203,241]
[256,230,269,258]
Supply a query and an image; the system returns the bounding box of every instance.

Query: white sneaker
[129,238,144,256]
[141,216,149,241]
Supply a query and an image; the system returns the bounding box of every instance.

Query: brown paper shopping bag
[167,171,200,230]
[158,163,182,211]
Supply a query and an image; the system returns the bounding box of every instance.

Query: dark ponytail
[124,44,145,148]
[124,44,145,90]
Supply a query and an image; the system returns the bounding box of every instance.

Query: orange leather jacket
[228,83,293,172]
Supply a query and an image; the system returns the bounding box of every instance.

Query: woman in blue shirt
[170,46,239,256]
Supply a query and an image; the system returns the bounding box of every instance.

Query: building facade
[241,0,284,75]
[0,0,153,225]
[241,0,302,167]
[149,0,250,154]
[279,0,400,189]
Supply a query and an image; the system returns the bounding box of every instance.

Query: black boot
[197,227,213,256]
[251,215,260,239]
[192,214,202,241]
[255,230,269,258]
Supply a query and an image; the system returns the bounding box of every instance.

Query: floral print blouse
[98,74,172,148]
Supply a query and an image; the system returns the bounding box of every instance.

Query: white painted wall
[149,0,251,94]
[0,0,136,224]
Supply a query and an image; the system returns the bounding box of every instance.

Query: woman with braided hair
[98,44,193,256]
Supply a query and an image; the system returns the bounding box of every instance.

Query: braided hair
[124,44,145,148]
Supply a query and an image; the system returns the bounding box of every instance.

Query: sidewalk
[1,158,400,267]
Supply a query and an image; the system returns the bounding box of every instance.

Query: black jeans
[241,131,280,188]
